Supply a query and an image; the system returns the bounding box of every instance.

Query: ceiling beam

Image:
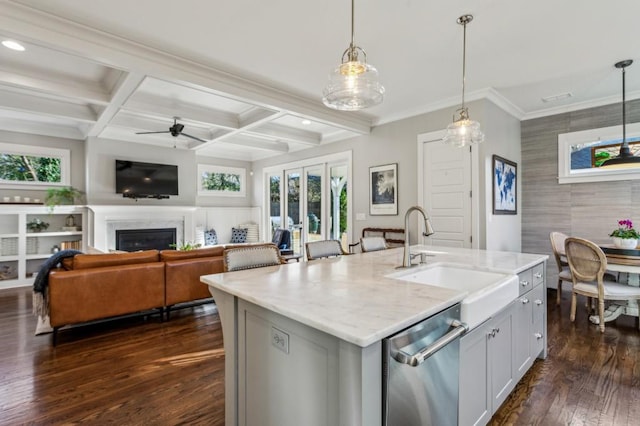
[215,135,290,153]
[0,1,372,136]
[0,117,85,139]
[0,88,96,123]
[88,71,145,137]
[245,122,321,146]
[0,65,111,105]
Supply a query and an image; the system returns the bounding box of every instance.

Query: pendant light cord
[350,0,355,49]
[461,20,467,109]
[622,65,627,148]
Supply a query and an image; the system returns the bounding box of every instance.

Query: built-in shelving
[0,205,86,289]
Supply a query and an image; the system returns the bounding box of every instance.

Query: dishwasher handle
[391,320,468,367]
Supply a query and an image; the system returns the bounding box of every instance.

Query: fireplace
[116,228,177,252]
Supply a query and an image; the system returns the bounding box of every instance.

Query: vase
[612,237,638,250]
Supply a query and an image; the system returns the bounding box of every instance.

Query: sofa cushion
[204,229,218,246]
[160,246,225,261]
[72,250,160,270]
[230,227,248,243]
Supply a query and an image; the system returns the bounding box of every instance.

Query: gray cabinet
[460,261,547,426]
[460,305,514,426]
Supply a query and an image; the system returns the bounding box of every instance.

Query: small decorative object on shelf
[609,219,640,249]
[26,218,49,233]
[44,186,84,212]
[51,245,60,254]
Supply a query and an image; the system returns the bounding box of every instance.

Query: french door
[266,153,351,258]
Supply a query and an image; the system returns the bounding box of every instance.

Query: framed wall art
[492,155,517,215]
[369,163,398,215]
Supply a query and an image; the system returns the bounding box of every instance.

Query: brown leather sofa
[49,250,166,343]
[48,243,279,342]
[161,246,224,318]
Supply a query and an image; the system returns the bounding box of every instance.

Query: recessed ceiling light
[301,119,312,125]
[2,40,25,51]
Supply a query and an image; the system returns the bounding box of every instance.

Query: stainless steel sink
[387,263,518,330]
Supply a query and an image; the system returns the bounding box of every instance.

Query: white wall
[0,130,85,200]
[84,137,253,207]
[482,101,522,252]
[252,99,522,249]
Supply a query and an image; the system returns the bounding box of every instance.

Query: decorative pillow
[204,229,218,246]
[230,227,248,244]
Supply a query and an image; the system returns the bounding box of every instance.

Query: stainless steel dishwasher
[382,303,467,426]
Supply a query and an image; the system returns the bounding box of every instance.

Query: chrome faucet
[401,206,435,268]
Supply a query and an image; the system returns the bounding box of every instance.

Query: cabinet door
[531,284,546,358]
[489,307,515,412]
[459,325,491,426]
[513,295,532,379]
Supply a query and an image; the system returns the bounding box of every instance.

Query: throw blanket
[32,249,82,318]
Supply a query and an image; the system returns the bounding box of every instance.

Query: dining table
[591,244,640,324]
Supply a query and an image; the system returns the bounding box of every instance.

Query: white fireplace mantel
[88,205,197,251]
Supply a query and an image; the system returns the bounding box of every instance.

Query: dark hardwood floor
[0,288,225,425]
[1,286,639,425]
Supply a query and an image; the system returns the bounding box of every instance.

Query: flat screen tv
[115,160,179,199]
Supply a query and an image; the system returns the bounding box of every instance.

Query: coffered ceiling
[0,0,638,161]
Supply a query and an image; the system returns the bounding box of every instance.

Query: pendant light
[442,15,485,147]
[322,0,384,111]
[600,60,640,168]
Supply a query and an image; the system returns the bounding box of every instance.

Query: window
[197,164,246,197]
[0,143,70,188]
[557,123,640,184]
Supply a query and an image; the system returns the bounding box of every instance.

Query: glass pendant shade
[443,108,485,147]
[322,0,384,111]
[322,56,384,111]
[443,15,484,148]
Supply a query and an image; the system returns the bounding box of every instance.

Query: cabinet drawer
[531,284,545,324]
[518,269,533,295]
[532,263,544,286]
[531,319,545,358]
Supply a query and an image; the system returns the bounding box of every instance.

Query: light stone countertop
[201,245,548,347]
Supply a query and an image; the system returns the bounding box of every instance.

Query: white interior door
[421,135,473,248]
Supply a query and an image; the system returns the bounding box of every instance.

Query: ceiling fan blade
[182,133,208,143]
[136,131,170,135]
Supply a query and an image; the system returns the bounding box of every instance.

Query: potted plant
[169,241,202,251]
[609,219,640,249]
[26,218,49,233]
[44,186,84,212]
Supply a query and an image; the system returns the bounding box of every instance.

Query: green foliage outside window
[202,172,241,192]
[0,154,61,183]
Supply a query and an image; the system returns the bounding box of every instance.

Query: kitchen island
[201,245,548,426]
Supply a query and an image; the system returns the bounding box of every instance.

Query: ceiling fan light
[322,61,384,111]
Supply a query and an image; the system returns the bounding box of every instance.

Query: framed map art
[492,155,517,215]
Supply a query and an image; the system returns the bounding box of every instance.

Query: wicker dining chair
[223,243,285,272]
[550,232,573,305]
[360,236,388,253]
[564,237,640,332]
[305,240,348,261]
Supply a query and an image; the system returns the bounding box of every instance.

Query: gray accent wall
[521,99,640,287]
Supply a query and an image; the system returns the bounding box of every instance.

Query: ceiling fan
[135,117,207,143]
